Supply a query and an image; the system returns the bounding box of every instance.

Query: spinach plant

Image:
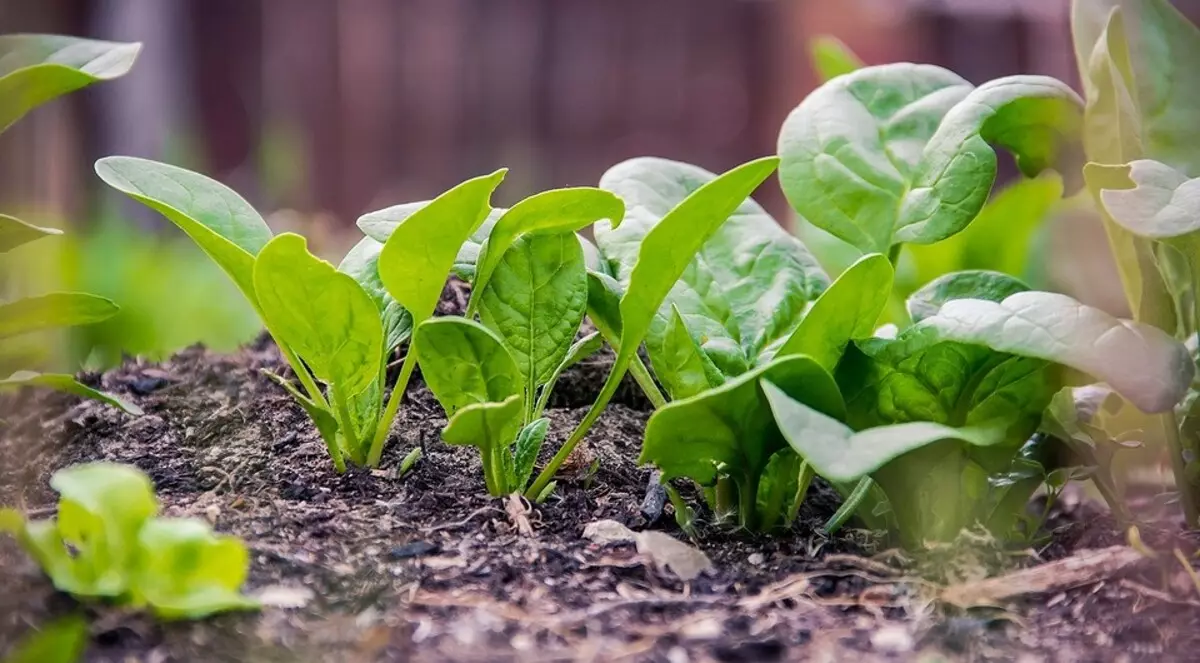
[590,157,896,530]
[766,281,1192,548]
[406,187,621,496]
[1,462,257,619]
[96,157,503,470]
[1072,0,1200,524]
[0,35,142,415]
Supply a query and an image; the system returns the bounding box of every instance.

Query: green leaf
[764,380,1003,482]
[0,35,140,133]
[2,616,88,663]
[906,270,1030,323]
[809,35,864,82]
[378,171,506,324]
[920,291,1194,413]
[778,64,973,254]
[0,214,60,253]
[596,157,827,378]
[649,304,724,400]
[639,355,845,530]
[0,292,118,339]
[903,174,1064,289]
[778,66,1080,253]
[478,233,588,387]
[1073,0,1200,174]
[413,317,522,416]
[0,371,142,415]
[94,157,273,304]
[338,237,412,353]
[1094,160,1200,244]
[586,271,624,341]
[441,395,525,496]
[132,518,258,619]
[469,187,623,312]
[512,418,551,493]
[775,253,893,372]
[359,203,506,281]
[253,233,382,397]
[755,449,804,531]
[535,331,604,417]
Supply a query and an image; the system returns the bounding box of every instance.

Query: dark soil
[2,291,1200,661]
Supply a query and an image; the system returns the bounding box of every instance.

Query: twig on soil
[505,494,534,537]
[421,506,502,534]
[941,546,1148,607]
[1118,579,1200,609]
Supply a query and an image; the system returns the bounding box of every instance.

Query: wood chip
[941,546,1148,607]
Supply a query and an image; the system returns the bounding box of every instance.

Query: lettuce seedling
[0,35,142,415]
[411,187,622,496]
[95,157,503,469]
[766,282,1193,548]
[0,462,257,619]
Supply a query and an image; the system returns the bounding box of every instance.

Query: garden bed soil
[2,290,1200,662]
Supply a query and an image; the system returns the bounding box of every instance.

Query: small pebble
[389,541,439,559]
[747,553,765,565]
[871,625,914,653]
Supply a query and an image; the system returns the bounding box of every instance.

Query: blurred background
[0,0,1196,370]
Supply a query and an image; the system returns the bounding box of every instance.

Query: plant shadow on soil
[2,284,1200,662]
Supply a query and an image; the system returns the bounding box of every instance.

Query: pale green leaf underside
[95,157,272,304]
[479,233,588,387]
[413,317,522,416]
[764,379,1003,483]
[921,291,1193,413]
[639,355,845,486]
[0,34,141,133]
[0,214,61,253]
[597,156,826,378]
[1095,159,1200,241]
[253,233,382,396]
[0,292,118,339]
[0,371,143,415]
[378,170,506,322]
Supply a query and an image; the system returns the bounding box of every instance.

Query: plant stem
[330,386,358,468]
[786,461,815,527]
[629,356,667,409]
[277,342,329,409]
[366,349,418,467]
[1161,410,1200,528]
[737,473,761,531]
[887,243,903,267]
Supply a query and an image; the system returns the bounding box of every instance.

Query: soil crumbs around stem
[2,345,1200,661]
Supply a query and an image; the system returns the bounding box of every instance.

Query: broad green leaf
[478,233,588,386]
[906,270,1030,323]
[469,187,623,311]
[755,449,805,531]
[596,157,826,378]
[253,233,382,397]
[775,253,893,372]
[441,395,524,496]
[764,380,1003,482]
[512,418,551,493]
[779,65,1080,252]
[0,214,60,253]
[903,174,1064,290]
[893,76,1082,245]
[1073,0,1200,174]
[0,35,140,133]
[359,203,505,281]
[94,157,272,304]
[809,35,864,82]
[586,271,624,341]
[778,64,974,253]
[0,292,118,339]
[923,291,1193,413]
[0,371,142,415]
[132,518,258,619]
[378,171,506,323]
[640,355,845,497]
[413,317,522,416]
[2,616,88,663]
[40,462,157,597]
[338,237,412,352]
[649,304,724,400]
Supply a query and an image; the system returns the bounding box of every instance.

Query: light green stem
[1161,411,1200,528]
[629,356,667,409]
[277,342,328,409]
[330,386,358,468]
[367,349,418,467]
